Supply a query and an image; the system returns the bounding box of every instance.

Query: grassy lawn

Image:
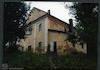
[3,51,97,69]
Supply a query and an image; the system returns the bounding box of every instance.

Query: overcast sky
[25,2,76,26]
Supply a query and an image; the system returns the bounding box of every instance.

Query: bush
[3,51,97,69]
[71,49,78,54]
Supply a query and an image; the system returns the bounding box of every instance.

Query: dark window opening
[39,42,42,50]
[22,46,24,51]
[54,42,57,53]
[81,44,84,49]
[63,28,66,32]
[28,46,31,51]
[39,24,42,31]
[29,28,32,35]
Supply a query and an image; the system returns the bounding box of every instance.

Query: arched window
[39,42,42,50]
[29,28,32,35]
[63,27,66,32]
[39,24,42,31]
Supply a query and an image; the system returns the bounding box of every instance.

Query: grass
[3,50,97,69]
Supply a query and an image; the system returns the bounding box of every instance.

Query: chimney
[48,10,50,15]
[69,19,73,32]
[69,19,73,28]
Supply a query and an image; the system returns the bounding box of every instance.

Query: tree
[4,2,30,52]
[65,3,98,58]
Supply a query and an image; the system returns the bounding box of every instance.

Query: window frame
[39,42,42,50]
[63,27,66,32]
[28,46,31,51]
[39,24,42,31]
[29,28,32,35]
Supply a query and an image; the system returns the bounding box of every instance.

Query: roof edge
[32,7,47,13]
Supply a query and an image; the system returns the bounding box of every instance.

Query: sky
[25,2,76,26]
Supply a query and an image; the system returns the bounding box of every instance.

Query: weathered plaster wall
[48,31,67,54]
[19,18,46,53]
[26,8,46,24]
[48,16,87,54]
[48,31,87,54]
[35,19,46,53]
[19,13,87,54]
[48,16,69,31]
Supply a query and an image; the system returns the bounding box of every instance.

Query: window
[29,28,32,35]
[22,46,24,51]
[28,46,31,51]
[81,44,84,49]
[30,30,32,35]
[39,24,42,31]
[39,42,42,50]
[63,28,66,32]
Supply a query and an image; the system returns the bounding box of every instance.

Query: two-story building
[18,7,87,54]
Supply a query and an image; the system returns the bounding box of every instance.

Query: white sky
[25,1,76,26]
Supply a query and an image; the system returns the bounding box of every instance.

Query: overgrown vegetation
[65,3,98,58]
[3,51,97,69]
[4,2,30,53]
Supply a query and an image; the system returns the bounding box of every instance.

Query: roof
[48,14,69,26]
[25,7,76,29]
[31,7,47,14]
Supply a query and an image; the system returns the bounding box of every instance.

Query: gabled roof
[27,13,48,26]
[32,7,47,13]
[25,7,47,24]
[48,14,69,26]
[25,7,76,29]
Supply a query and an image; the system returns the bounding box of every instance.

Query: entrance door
[50,42,56,52]
[50,42,54,52]
[28,46,31,51]
[54,42,56,53]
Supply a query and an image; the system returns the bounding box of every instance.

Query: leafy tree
[65,31,77,47]
[4,2,30,52]
[65,3,98,58]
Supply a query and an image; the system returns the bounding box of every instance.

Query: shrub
[3,51,97,69]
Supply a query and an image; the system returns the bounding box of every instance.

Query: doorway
[50,42,57,53]
[28,46,31,51]
[54,42,56,52]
